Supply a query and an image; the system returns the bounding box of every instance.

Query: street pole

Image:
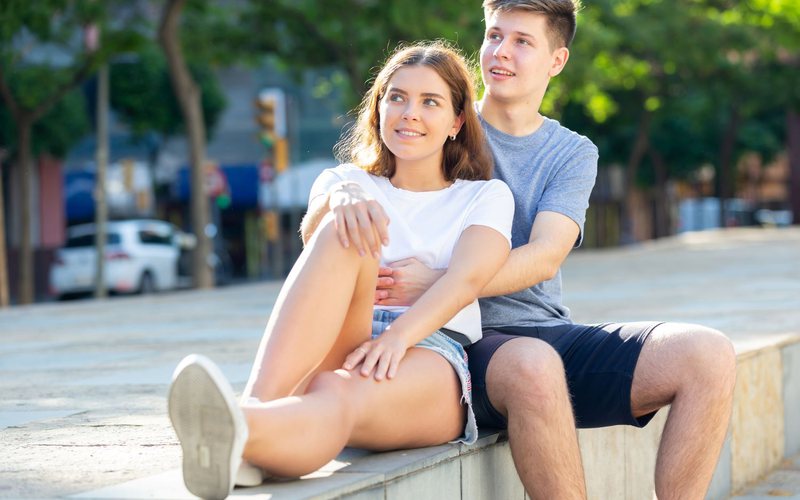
[94,64,109,299]
[0,148,8,307]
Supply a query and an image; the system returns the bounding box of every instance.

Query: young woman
[168,41,514,499]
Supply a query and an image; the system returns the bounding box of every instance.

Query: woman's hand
[328,181,390,259]
[343,329,409,381]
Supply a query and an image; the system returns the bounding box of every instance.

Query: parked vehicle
[50,219,189,299]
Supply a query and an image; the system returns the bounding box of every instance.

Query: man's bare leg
[631,324,736,500]
[486,337,586,500]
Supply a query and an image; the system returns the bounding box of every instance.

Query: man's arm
[478,210,579,297]
[376,210,579,305]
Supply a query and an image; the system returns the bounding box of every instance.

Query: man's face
[480,9,565,104]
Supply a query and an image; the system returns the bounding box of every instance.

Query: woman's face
[378,65,463,167]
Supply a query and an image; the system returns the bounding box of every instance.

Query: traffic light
[256,97,275,147]
[255,89,286,148]
[255,95,277,147]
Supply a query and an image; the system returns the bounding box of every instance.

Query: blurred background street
[0,0,798,306]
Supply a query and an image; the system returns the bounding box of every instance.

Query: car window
[66,232,121,247]
[138,226,173,246]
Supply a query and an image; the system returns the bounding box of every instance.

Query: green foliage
[242,0,484,105]
[109,46,227,141]
[0,66,89,157]
[552,0,798,187]
[0,0,148,158]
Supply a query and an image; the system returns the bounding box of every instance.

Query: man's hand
[375,258,444,307]
[328,181,390,258]
[342,330,409,381]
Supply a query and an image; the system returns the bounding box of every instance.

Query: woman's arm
[345,224,510,380]
[300,181,390,258]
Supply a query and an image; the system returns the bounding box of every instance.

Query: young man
[305,1,736,498]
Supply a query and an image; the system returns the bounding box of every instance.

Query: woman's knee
[306,370,359,419]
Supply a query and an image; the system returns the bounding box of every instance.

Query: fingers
[387,354,401,379]
[376,276,393,288]
[343,344,369,370]
[374,351,392,381]
[368,202,390,246]
[357,206,380,259]
[333,210,350,249]
[343,210,366,256]
[360,344,382,378]
[332,202,389,258]
[375,298,403,307]
[346,340,404,380]
[377,267,393,278]
[374,290,390,304]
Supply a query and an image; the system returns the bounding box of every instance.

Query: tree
[243,0,484,107]
[548,0,795,239]
[109,43,226,205]
[0,0,143,304]
[158,0,215,289]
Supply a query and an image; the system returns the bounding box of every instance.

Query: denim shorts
[372,309,477,445]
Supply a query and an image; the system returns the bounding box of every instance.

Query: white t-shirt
[308,164,514,344]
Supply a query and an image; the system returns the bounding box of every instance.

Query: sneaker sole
[168,355,246,500]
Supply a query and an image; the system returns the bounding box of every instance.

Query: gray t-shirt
[478,115,598,328]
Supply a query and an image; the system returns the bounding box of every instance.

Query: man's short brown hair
[483,0,581,50]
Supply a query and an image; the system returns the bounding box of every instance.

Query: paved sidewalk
[1,227,799,499]
[733,454,800,499]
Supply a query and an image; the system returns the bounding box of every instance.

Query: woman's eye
[424,98,439,107]
[388,93,404,102]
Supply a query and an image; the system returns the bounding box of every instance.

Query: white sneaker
[234,461,265,487]
[169,354,248,500]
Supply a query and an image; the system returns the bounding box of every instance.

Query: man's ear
[549,47,570,77]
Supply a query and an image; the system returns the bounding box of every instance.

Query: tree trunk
[0,150,9,307]
[159,0,214,289]
[717,106,741,227]
[788,110,800,225]
[94,64,109,298]
[621,109,652,244]
[18,118,34,304]
[0,56,96,306]
[650,149,670,238]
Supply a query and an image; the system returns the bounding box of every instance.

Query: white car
[50,219,187,299]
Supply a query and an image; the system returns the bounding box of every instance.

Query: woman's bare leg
[242,348,465,477]
[242,216,379,401]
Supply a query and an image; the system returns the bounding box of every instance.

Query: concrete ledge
[75,334,800,500]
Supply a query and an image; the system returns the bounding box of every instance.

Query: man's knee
[486,338,567,415]
[685,326,736,392]
[644,324,736,395]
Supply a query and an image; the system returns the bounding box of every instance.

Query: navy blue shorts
[466,322,662,429]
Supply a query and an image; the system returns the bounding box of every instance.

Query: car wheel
[139,271,156,295]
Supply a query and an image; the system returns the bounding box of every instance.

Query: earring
[449,134,456,141]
